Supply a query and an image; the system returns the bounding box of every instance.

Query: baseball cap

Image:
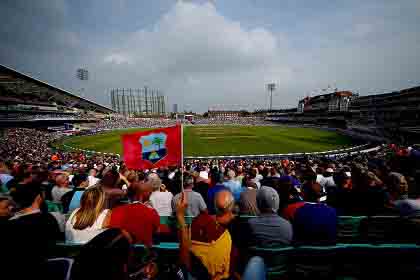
[256,186,280,212]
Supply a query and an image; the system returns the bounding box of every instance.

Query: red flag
[121,125,182,169]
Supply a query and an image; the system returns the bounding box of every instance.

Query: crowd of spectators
[192,117,269,126]
[1,127,420,279]
[0,112,96,121]
[95,118,177,131]
[94,116,272,131]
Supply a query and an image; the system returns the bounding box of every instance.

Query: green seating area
[234,215,420,244]
[336,216,365,243]
[45,200,64,213]
[51,242,420,279]
[159,215,194,227]
[49,215,420,279]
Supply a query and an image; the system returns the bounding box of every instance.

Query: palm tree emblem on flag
[122,125,181,169]
[139,132,167,163]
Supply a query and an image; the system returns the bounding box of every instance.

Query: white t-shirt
[316,174,324,184]
[319,176,336,189]
[88,175,100,187]
[150,191,173,216]
[51,186,72,203]
[65,208,109,243]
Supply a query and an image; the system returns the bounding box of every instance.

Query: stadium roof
[354,86,420,101]
[0,64,114,114]
[298,91,354,104]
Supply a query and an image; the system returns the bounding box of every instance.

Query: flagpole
[180,122,184,192]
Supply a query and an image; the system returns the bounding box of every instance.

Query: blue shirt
[223,180,243,201]
[0,174,13,187]
[293,203,337,245]
[68,190,84,213]
[279,175,301,187]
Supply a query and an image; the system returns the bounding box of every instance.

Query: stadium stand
[0,64,113,128]
[1,65,420,279]
[267,86,420,144]
[1,125,420,279]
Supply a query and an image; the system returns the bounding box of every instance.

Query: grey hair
[147,173,162,191]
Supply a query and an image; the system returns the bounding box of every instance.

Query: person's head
[72,173,89,188]
[365,171,383,187]
[73,187,106,230]
[227,169,236,180]
[302,170,317,184]
[387,172,409,200]
[284,164,295,176]
[302,182,322,202]
[0,197,13,218]
[256,186,280,214]
[147,173,162,192]
[56,174,70,188]
[270,166,279,176]
[20,170,33,184]
[73,228,131,280]
[159,184,168,192]
[100,169,120,188]
[246,179,258,189]
[249,168,258,179]
[236,165,243,175]
[324,168,334,177]
[214,190,235,225]
[183,173,194,189]
[10,183,44,210]
[126,171,138,184]
[0,162,10,174]
[334,171,352,189]
[32,169,49,184]
[129,181,153,202]
[316,166,325,175]
[89,168,98,177]
[274,177,298,208]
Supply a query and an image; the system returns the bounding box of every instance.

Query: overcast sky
[1,0,419,112]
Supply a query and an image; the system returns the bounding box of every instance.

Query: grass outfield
[59,125,353,156]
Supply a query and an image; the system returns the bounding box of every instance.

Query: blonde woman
[65,187,110,243]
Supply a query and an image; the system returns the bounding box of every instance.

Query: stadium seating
[51,242,420,279]
[359,215,419,244]
[248,246,293,278]
[45,258,74,280]
[336,216,365,243]
[49,215,420,279]
[45,200,63,213]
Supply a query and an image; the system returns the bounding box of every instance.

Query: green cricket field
[58,125,353,156]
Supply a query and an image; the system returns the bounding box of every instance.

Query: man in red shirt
[109,181,159,247]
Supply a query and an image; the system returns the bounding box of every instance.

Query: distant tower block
[76,68,89,81]
[173,104,178,113]
[110,88,166,117]
[76,68,89,97]
[266,83,276,111]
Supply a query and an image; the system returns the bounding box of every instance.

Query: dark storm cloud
[0,0,419,112]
